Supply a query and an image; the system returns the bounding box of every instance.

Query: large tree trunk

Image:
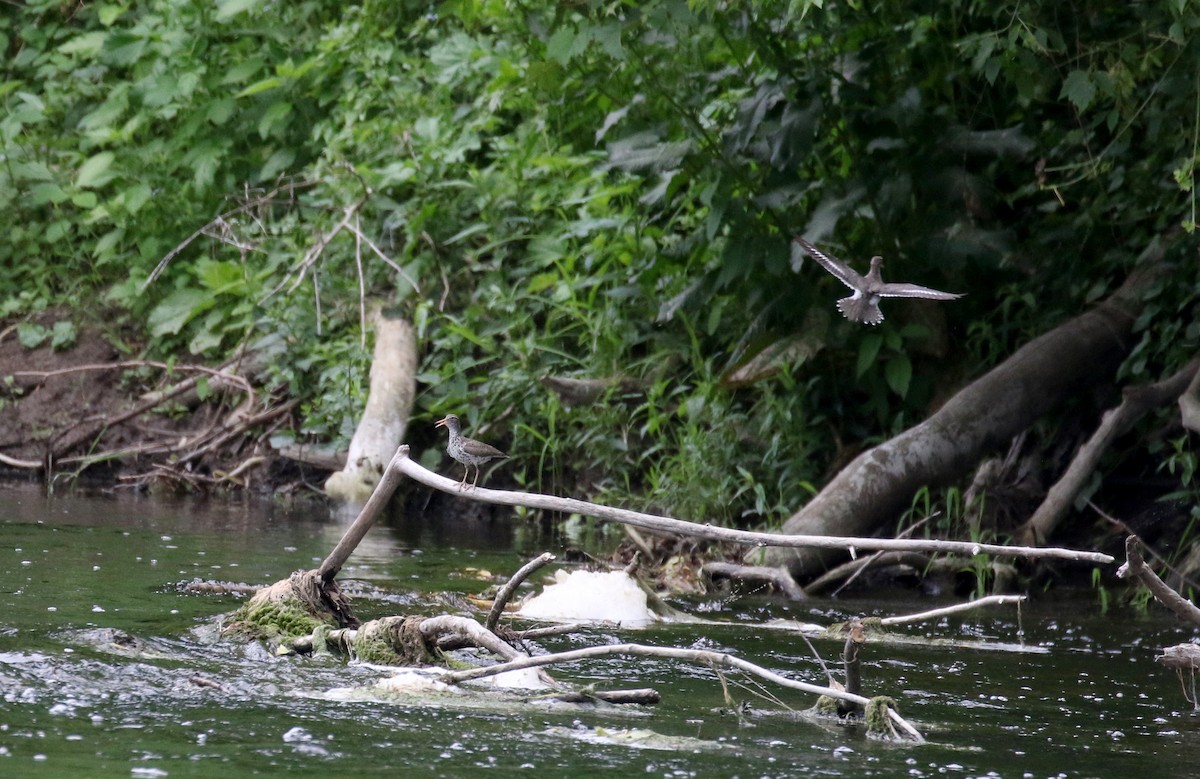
[754,256,1163,581]
[324,308,418,502]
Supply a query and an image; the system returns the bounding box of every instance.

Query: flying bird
[794,237,963,325]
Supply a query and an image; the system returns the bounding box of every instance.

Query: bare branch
[432,641,923,743]
[389,446,1113,565]
[143,179,316,288]
[879,595,1026,626]
[1117,535,1200,629]
[487,552,556,632]
[702,562,806,600]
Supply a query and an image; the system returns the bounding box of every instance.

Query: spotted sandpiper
[794,237,963,325]
[434,414,508,489]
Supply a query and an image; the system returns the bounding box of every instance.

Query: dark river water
[2,480,1199,778]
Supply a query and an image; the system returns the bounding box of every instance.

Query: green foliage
[1160,435,1200,525]
[15,319,76,350]
[2,0,1198,528]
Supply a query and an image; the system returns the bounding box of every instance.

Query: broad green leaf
[141,74,178,107]
[184,142,223,188]
[189,326,224,355]
[277,55,320,80]
[51,320,77,350]
[122,182,152,214]
[196,259,246,293]
[545,27,577,65]
[206,97,236,125]
[103,32,146,66]
[222,58,264,85]
[76,152,115,188]
[45,219,70,242]
[216,0,262,22]
[94,228,125,257]
[528,272,558,294]
[17,322,48,349]
[29,182,68,205]
[591,23,624,59]
[257,100,293,139]
[1061,70,1096,113]
[97,4,127,26]
[13,161,53,182]
[148,289,214,337]
[856,333,883,378]
[78,89,129,131]
[237,77,283,98]
[885,355,913,398]
[259,148,295,180]
[58,31,107,56]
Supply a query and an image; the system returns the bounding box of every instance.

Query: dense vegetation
[2,2,1197,540]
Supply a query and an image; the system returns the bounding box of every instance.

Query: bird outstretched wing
[877,282,963,300]
[793,237,864,291]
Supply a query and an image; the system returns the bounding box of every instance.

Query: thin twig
[832,514,936,597]
[143,179,316,288]
[344,219,421,293]
[263,199,366,303]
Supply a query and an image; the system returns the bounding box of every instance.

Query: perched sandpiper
[434,414,508,489]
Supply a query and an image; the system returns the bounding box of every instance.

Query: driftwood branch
[390,445,1111,564]
[486,552,556,632]
[1116,535,1200,629]
[419,614,532,665]
[317,446,410,584]
[701,562,807,600]
[1017,357,1200,546]
[879,595,1026,626]
[433,641,924,743]
[539,375,644,405]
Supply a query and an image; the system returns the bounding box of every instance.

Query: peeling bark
[753,255,1164,580]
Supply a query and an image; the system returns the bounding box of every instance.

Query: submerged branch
[434,641,924,743]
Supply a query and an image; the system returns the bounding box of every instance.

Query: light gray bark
[325,309,417,502]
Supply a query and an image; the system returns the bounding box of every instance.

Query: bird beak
[434,416,448,429]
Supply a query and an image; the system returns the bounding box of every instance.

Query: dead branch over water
[380,445,1112,565]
